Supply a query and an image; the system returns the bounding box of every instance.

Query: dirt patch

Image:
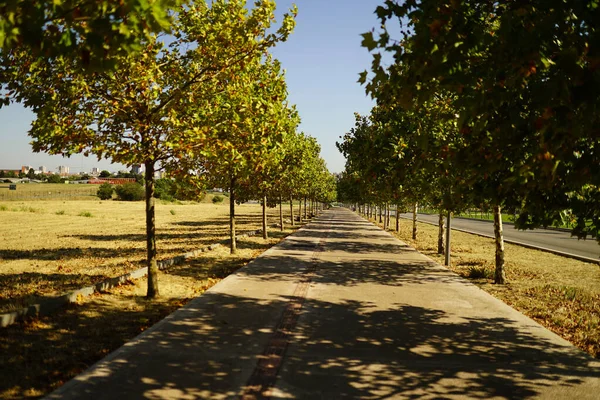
[0,227,297,399]
[370,214,600,359]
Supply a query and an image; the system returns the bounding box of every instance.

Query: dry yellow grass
[368,215,600,359]
[0,199,288,313]
[0,209,299,399]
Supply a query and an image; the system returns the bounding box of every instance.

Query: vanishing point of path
[47,208,600,399]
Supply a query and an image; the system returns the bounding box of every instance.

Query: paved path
[47,208,600,399]
[401,213,600,262]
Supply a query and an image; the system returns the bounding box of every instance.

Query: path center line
[241,214,333,400]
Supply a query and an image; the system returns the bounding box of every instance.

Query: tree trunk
[493,204,506,284]
[279,194,284,231]
[412,202,418,240]
[379,204,383,223]
[395,204,400,231]
[304,197,307,220]
[229,176,237,254]
[290,196,295,226]
[298,199,302,223]
[384,203,388,229]
[438,208,445,255]
[445,210,451,266]
[262,194,268,240]
[386,203,391,230]
[145,160,159,299]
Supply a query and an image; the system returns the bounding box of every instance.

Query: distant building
[131,164,142,175]
[21,165,34,173]
[91,167,100,176]
[57,166,70,176]
[39,166,47,173]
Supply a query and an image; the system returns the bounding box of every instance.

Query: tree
[195,55,295,253]
[14,0,297,297]
[360,0,600,281]
[99,170,111,178]
[0,0,182,70]
[97,183,114,200]
[47,174,63,183]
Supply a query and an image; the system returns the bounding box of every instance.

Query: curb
[0,223,289,328]
[405,218,600,265]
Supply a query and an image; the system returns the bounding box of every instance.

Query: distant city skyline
[0,1,388,174]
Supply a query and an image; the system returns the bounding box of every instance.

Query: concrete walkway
[47,208,600,399]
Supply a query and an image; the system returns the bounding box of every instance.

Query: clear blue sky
[0,0,385,174]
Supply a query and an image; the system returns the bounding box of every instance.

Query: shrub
[154,178,175,200]
[46,174,64,183]
[0,205,7,211]
[115,183,145,201]
[467,266,494,280]
[55,210,66,215]
[78,211,93,217]
[212,194,224,204]
[170,209,176,215]
[97,183,114,200]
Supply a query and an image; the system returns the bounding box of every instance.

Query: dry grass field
[0,198,301,399]
[368,214,600,359]
[0,199,287,313]
[0,184,98,201]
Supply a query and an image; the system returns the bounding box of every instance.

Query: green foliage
[0,205,7,211]
[115,183,145,201]
[78,211,93,218]
[360,0,600,241]
[55,210,66,215]
[154,178,176,201]
[99,170,111,178]
[97,183,114,200]
[170,209,176,215]
[46,174,63,184]
[0,0,182,70]
[212,195,224,204]
[467,266,494,280]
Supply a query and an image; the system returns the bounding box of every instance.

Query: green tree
[360,0,600,281]
[0,0,181,70]
[47,174,63,183]
[27,168,36,180]
[195,55,295,253]
[16,0,297,297]
[97,183,114,200]
[115,182,145,201]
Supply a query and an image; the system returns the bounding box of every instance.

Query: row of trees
[1,0,336,298]
[338,0,600,284]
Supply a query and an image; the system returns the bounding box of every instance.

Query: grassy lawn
[367,214,600,359]
[0,199,301,399]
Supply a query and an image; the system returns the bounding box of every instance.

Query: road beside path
[48,208,600,399]
[401,212,600,262]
